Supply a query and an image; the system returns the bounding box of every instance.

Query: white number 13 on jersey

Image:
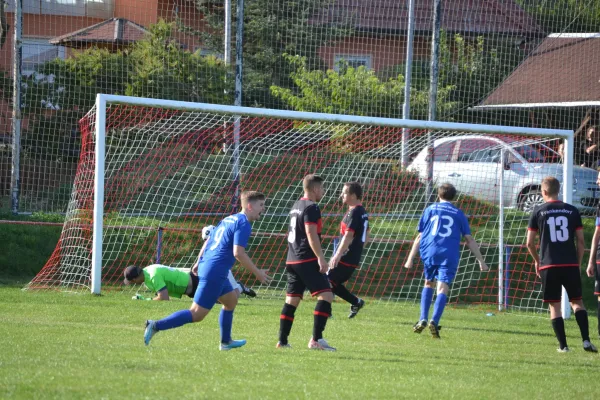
[430,215,453,237]
[547,216,569,242]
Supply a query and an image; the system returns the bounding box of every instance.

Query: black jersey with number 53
[527,200,583,270]
[286,198,322,265]
[339,205,369,267]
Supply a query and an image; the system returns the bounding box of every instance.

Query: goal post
[30,93,580,315]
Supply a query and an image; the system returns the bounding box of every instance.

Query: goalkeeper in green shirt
[124,264,197,301]
[124,225,257,300]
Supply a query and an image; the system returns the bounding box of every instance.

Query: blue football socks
[219,308,234,344]
[420,287,434,321]
[155,310,193,331]
[432,293,448,325]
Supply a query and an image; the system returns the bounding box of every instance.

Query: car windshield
[511,143,558,163]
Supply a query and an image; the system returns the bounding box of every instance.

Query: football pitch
[1,287,598,399]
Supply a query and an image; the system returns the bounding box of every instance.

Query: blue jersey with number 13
[418,202,471,267]
[199,212,252,277]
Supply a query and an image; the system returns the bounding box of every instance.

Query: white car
[408,135,599,213]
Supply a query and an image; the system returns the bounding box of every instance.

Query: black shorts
[286,261,331,298]
[595,263,600,296]
[327,265,357,287]
[187,272,199,298]
[540,267,582,303]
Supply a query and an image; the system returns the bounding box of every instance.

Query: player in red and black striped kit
[277,174,336,351]
[526,176,597,353]
[586,170,600,340]
[328,182,368,318]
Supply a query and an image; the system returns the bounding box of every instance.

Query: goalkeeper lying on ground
[123,225,256,300]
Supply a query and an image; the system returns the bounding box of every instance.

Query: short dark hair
[303,174,324,192]
[542,176,560,196]
[123,265,142,284]
[344,181,363,200]
[241,191,265,207]
[438,183,457,201]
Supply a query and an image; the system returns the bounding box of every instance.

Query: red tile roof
[49,18,148,47]
[313,0,543,36]
[477,33,600,109]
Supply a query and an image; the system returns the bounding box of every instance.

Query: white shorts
[227,271,242,292]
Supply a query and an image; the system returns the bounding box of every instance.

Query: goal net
[28,95,582,313]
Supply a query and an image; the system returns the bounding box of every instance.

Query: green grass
[1,287,599,399]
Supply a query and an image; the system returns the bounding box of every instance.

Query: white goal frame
[91,94,574,317]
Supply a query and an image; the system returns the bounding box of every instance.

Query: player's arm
[587,226,600,278]
[464,235,488,271]
[329,230,354,270]
[526,230,541,278]
[153,287,170,301]
[192,241,209,275]
[404,233,421,269]
[233,245,271,284]
[306,224,327,273]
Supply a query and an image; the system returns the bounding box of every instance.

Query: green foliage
[517,0,600,33]
[19,20,231,161]
[379,32,523,122]
[181,0,350,108]
[2,290,600,399]
[270,54,457,120]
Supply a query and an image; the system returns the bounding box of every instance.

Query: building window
[334,54,372,71]
[22,38,66,76]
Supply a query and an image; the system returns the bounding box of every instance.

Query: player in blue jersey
[405,183,488,338]
[143,191,272,350]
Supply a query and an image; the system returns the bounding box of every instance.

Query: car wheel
[519,189,543,213]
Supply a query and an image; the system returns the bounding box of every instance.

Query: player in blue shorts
[404,183,488,338]
[143,191,272,350]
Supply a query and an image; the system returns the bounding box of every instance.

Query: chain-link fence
[0,0,599,214]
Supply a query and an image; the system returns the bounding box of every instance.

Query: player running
[405,183,488,338]
[195,225,257,298]
[143,191,271,350]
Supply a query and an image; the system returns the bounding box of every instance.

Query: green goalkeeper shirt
[143,264,190,299]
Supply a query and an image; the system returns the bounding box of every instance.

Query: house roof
[49,18,148,47]
[475,33,600,109]
[313,0,544,37]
